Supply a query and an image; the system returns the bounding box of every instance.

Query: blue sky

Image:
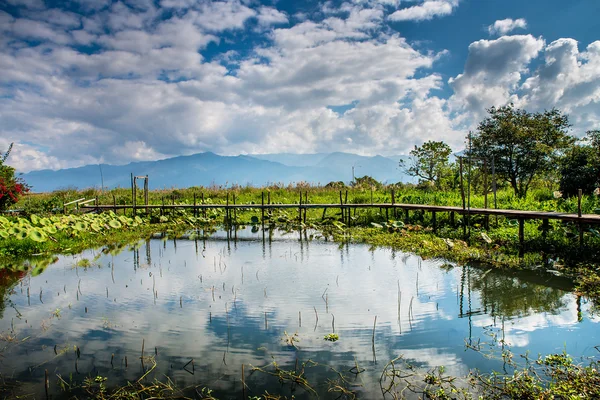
[0,0,599,172]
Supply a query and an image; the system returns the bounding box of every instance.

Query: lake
[0,227,597,398]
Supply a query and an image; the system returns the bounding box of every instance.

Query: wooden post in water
[542,219,549,240]
[432,211,437,233]
[391,189,396,219]
[193,193,197,217]
[339,190,344,222]
[483,159,489,230]
[459,158,466,237]
[131,172,135,217]
[261,192,265,222]
[226,193,229,224]
[113,194,116,214]
[233,193,237,222]
[201,192,206,218]
[518,218,524,258]
[304,191,308,224]
[578,189,583,247]
[144,175,149,214]
[267,191,272,218]
[161,196,164,216]
[298,191,302,224]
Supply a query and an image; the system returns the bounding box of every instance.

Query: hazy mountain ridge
[22,152,413,192]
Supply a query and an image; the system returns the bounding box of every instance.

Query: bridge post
[261,192,265,223]
[518,218,524,258]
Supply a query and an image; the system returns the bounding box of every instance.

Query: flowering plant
[0,143,30,211]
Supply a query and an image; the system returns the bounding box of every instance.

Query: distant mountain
[22,152,414,192]
[250,153,329,167]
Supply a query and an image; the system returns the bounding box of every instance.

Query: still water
[0,227,597,398]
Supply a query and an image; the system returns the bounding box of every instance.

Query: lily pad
[90,223,102,232]
[108,219,122,229]
[29,229,48,242]
[73,221,88,231]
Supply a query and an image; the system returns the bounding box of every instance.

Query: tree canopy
[400,140,452,189]
[559,130,600,197]
[470,104,574,198]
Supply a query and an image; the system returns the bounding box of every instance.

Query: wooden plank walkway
[84,203,600,224]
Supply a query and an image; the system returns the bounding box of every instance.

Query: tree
[470,104,574,198]
[0,143,29,211]
[400,140,452,189]
[559,130,600,197]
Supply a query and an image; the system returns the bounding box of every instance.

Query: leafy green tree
[352,175,382,189]
[559,130,600,197]
[400,140,452,189]
[470,104,574,198]
[0,143,29,211]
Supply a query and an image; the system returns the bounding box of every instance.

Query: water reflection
[0,227,597,399]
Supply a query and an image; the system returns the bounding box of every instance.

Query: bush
[0,144,29,212]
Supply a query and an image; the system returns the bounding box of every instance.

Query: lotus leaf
[108,219,122,229]
[0,216,9,225]
[44,225,57,234]
[135,216,143,224]
[15,231,28,240]
[29,229,47,243]
[0,230,9,239]
[90,223,102,232]
[30,214,40,225]
[73,221,88,231]
[39,218,51,226]
[251,216,259,224]
[9,226,22,235]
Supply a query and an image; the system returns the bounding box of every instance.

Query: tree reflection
[466,266,570,318]
[0,269,24,320]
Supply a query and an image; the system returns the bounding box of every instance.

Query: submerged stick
[372,315,377,344]
[242,364,246,399]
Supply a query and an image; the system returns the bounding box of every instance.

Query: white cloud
[255,6,288,27]
[449,34,545,118]
[488,18,527,36]
[388,0,458,22]
[192,0,256,31]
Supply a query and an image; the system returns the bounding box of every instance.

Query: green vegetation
[471,104,574,198]
[323,333,339,342]
[400,140,453,189]
[0,143,29,212]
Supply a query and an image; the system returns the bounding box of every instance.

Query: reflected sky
[0,227,598,398]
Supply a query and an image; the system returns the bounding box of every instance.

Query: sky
[0,0,599,172]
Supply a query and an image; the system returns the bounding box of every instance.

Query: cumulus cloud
[488,18,527,36]
[449,35,545,118]
[388,0,458,22]
[255,6,288,27]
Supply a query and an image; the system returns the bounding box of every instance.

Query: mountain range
[21,152,414,192]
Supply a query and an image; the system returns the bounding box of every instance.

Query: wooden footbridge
[78,187,600,256]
